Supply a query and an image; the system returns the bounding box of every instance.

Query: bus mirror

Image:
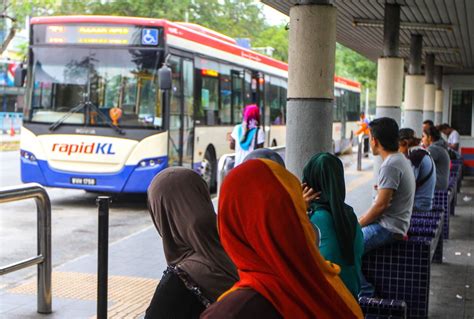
[158,64,172,90]
[14,65,27,87]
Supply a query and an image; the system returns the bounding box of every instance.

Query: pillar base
[376,107,402,126]
[403,110,423,136]
[423,111,434,123]
[285,99,333,177]
[435,112,442,126]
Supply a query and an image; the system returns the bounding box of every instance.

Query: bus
[19,15,360,193]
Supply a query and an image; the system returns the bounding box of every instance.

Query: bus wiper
[49,101,124,135]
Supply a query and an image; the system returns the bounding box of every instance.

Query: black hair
[423,125,441,141]
[423,119,434,127]
[399,128,420,147]
[439,123,450,131]
[369,117,399,152]
[399,128,416,141]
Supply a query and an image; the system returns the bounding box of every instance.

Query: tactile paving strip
[9,271,158,318]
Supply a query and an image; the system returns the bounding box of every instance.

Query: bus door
[168,56,194,168]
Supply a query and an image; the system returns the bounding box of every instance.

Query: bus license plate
[71,177,96,185]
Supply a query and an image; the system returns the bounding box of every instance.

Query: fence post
[97,196,111,319]
[357,135,363,171]
[37,189,52,314]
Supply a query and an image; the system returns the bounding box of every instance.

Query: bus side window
[333,88,342,122]
[244,71,252,106]
[201,76,219,125]
[232,71,243,124]
[264,75,271,126]
[219,64,232,125]
[268,76,284,125]
[346,90,360,121]
[195,58,219,125]
[279,80,287,125]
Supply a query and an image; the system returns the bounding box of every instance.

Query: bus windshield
[28,47,163,129]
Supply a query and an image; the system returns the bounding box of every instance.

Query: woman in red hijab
[201,159,363,319]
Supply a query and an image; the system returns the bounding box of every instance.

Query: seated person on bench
[422,125,450,191]
[399,128,436,211]
[358,118,416,298]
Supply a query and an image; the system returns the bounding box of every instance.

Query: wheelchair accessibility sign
[142,29,159,46]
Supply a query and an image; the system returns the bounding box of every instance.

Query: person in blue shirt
[398,128,436,211]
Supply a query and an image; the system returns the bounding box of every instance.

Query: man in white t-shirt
[229,104,265,166]
[439,123,460,152]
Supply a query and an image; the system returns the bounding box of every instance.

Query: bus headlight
[138,158,163,168]
[21,150,37,162]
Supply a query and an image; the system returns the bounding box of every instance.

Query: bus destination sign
[33,24,161,46]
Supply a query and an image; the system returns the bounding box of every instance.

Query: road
[0,151,153,288]
[0,149,374,289]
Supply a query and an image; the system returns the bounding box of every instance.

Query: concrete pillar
[423,54,436,122]
[376,3,404,126]
[434,66,444,125]
[403,34,424,136]
[374,3,403,180]
[285,0,336,177]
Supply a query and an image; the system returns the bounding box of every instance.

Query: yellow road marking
[9,271,158,318]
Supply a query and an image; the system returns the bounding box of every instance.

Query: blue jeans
[358,223,397,298]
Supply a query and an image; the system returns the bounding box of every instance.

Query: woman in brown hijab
[145,167,238,319]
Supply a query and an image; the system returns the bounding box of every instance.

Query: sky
[260,2,289,26]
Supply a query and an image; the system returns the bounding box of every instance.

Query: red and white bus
[19,15,360,193]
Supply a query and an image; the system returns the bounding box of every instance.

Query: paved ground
[429,177,474,318]
[1,148,472,318]
[0,151,152,287]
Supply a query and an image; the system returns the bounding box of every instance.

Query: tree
[252,24,288,62]
[335,43,377,113]
[1,0,58,55]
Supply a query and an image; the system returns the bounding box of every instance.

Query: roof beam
[399,45,460,54]
[353,19,453,32]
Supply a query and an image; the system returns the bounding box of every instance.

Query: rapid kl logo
[52,142,116,155]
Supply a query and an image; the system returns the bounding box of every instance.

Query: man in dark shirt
[422,125,450,190]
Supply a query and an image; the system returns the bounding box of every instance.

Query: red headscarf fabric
[218,159,363,319]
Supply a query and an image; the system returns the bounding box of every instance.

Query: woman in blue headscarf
[302,153,364,298]
[229,104,265,167]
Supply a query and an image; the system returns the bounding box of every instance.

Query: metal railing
[0,183,52,314]
[217,146,285,195]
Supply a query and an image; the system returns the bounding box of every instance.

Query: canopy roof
[262,0,474,75]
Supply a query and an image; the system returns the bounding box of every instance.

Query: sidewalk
[1,227,164,318]
[0,134,20,152]
[0,155,472,318]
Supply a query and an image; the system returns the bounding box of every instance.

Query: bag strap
[416,156,434,189]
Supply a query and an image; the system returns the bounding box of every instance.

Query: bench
[359,297,407,319]
[361,236,433,318]
[361,204,445,319]
[409,215,444,263]
[449,161,463,215]
[433,190,451,239]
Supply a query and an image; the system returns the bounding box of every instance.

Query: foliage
[252,24,288,62]
[335,43,376,91]
[335,43,377,113]
[3,0,377,112]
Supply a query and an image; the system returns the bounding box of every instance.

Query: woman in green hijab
[302,152,364,298]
